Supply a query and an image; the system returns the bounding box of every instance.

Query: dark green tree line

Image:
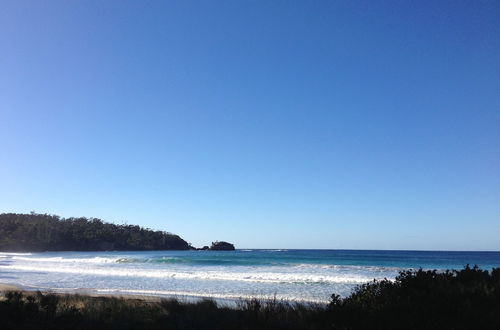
[0,213,192,251]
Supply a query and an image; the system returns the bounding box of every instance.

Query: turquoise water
[1,249,499,303]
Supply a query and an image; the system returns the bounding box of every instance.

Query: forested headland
[0,213,192,252]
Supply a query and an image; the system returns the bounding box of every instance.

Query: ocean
[1,249,499,303]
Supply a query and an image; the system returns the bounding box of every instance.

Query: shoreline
[0,282,196,304]
[0,283,22,292]
[0,282,327,306]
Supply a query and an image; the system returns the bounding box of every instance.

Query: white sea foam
[0,264,379,284]
[0,252,33,256]
[292,263,401,272]
[11,256,120,263]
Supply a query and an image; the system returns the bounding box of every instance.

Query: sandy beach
[0,283,22,292]
[0,281,245,306]
[0,282,260,307]
[0,281,169,304]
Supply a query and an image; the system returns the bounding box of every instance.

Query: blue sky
[1,1,499,250]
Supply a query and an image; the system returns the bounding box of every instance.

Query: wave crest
[0,264,384,284]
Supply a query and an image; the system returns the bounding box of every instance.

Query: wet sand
[0,282,165,303]
[0,282,235,305]
[0,283,22,291]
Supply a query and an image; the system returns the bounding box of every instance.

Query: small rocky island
[196,241,236,251]
[209,241,235,251]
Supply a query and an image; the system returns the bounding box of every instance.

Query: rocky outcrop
[209,241,235,251]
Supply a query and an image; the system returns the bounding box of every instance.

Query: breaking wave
[11,256,119,263]
[0,264,382,284]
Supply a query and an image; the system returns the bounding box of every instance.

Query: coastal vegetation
[0,266,498,329]
[0,213,192,252]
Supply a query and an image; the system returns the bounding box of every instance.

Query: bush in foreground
[328,265,500,330]
[0,292,322,330]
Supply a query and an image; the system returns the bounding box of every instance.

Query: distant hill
[0,213,192,252]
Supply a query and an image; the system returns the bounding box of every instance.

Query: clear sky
[1,1,499,250]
